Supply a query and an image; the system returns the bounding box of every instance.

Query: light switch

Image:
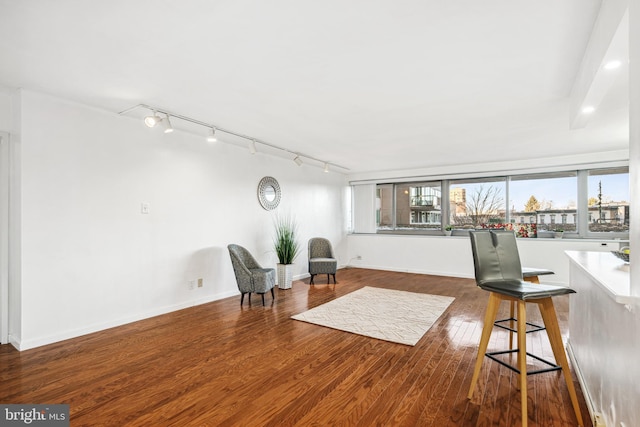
[141,202,150,214]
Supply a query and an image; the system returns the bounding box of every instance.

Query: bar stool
[496,267,556,349]
[467,230,583,427]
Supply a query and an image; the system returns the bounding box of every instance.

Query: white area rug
[291,286,455,346]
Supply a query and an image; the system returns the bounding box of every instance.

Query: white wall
[0,90,12,130]
[13,90,348,350]
[630,0,640,294]
[346,234,624,285]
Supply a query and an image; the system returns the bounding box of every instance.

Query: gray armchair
[227,244,276,306]
[308,237,337,285]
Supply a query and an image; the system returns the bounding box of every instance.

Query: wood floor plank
[0,268,592,426]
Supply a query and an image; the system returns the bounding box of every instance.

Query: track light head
[249,140,257,154]
[163,115,174,133]
[144,111,162,128]
[293,156,303,166]
[324,162,330,173]
[207,127,217,143]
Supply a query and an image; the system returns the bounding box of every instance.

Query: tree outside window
[450,179,506,227]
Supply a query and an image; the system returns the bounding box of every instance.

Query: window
[377,182,442,232]
[509,172,577,232]
[358,164,630,239]
[449,178,506,228]
[588,167,629,233]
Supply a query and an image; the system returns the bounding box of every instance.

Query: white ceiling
[0,0,629,174]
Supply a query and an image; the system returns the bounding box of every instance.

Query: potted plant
[444,225,454,236]
[553,228,564,239]
[273,215,301,289]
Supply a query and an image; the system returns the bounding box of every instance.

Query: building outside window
[588,168,629,233]
[376,184,394,230]
[509,172,577,232]
[377,182,442,231]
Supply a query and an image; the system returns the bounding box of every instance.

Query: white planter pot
[277,264,293,289]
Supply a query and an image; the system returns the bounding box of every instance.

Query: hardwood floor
[0,268,591,426]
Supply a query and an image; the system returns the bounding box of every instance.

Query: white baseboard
[567,340,600,426]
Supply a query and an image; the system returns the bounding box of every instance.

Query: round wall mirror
[264,186,276,202]
[257,176,281,210]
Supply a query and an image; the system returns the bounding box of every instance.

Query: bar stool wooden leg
[538,298,584,427]
[517,300,529,427]
[468,292,501,399]
[508,300,515,349]
[507,275,538,350]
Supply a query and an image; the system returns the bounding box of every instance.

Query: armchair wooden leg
[240,293,245,306]
[310,274,315,285]
[326,274,330,283]
[261,293,265,306]
[332,274,336,284]
[468,292,501,399]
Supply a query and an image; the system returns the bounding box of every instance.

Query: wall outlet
[197,278,203,288]
[188,280,195,290]
[141,202,150,214]
[593,413,606,427]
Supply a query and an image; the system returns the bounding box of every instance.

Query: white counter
[565,250,637,304]
[566,250,640,427]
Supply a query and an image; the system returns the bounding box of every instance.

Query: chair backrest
[227,244,261,270]
[308,237,334,259]
[468,230,523,285]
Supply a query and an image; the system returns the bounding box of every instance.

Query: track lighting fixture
[144,110,162,128]
[163,115,174,133]
[121,104,349,172]
[207,127,217,143]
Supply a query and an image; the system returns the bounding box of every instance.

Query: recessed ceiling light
[604,60,622,70]
[582,106,596,114]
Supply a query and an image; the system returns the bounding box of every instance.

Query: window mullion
[577,170,588,237]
